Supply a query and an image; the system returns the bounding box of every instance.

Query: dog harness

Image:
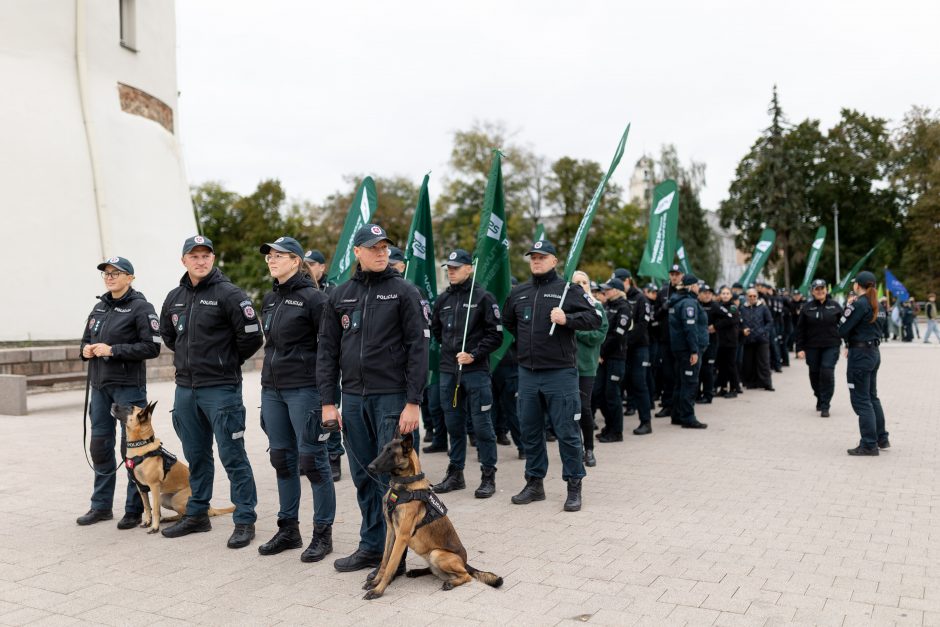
[124,438,178,493]
[385,473,448,532]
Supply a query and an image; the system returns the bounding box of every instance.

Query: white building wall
[0,0,196,341]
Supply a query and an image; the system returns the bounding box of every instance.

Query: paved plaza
[1,343,938,626]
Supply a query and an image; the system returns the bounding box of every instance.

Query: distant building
[706,212,747,286]
[627,155,655,219]
[0,1,196,341]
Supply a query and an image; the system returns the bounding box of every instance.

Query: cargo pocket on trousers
[564,392,581,422]
[219,405,247,441]
[303,408,328,445]
[170,407,181,436]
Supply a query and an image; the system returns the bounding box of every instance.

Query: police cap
[525,240,557,256]
[97,256,134,275]
[354,223,395,248]
[388,246,406,263]
[304,249,326,264]
[182,235,214,255]
[441,249,472,267]
[681,273,699,287]
[855,271,877,288]
[260,236,304,258]
[669,264,682,274]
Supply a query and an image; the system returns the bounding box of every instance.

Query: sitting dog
[112,402,234,533]
[362,430,503,599]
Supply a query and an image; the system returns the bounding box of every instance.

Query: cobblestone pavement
[1,343,938,626]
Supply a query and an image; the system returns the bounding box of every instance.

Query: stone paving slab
[1,343,938,625]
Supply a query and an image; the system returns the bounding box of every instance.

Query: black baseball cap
[681,273,699,287]
[613,268,632,280]
[811,279,827,290]
[388,246,405,263]
[442,249,472,267]
[732,282,744,289]
[669,264,682,274]
[645,283,659,291]
[182,235,214,255]
[260,236,304,257]
[97,256,134,275]
[304,249,326,264]
[601,278,625,292]
[353,223,395,248]
[590,281,601,292]
[525,240,557,256]
[701,284,713,293]
[855,271,877,287]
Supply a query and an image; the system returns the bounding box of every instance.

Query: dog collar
[126,436,155,448]
[391,472,425,485]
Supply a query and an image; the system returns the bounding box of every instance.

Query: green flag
[739,228,777,286]
[638,180,680,280]
[797,226,827,295]
[834,241,881,294]
[473,151,513,367]
[676,239,692,274]
[327,177,378,285]
[533,223,546,243]
[562,124,630,280]
[403,174,440,384]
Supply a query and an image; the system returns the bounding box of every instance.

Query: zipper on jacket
[359,282,372,396]
[269,293,287,390]
[530,282,541,368]
[187,287,197,388]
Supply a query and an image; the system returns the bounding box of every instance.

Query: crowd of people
[76,227,892,580]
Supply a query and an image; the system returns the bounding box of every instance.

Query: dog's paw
[140,520,151,528]
[362,580,377,591]
[147,528,160,535]
[363,589,383,600]
[441,582,455,591]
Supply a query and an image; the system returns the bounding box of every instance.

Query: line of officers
[75,224,889,578]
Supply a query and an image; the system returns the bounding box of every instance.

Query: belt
[848,340,880,348]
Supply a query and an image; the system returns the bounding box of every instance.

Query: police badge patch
[341,314,351,330]
[243,306,256,320]
[150,319,160,331]
[686,306,695,317]
[421,301,431,323]
[171,313,179,326]
[88,318,95,330]
[492,303,501,319]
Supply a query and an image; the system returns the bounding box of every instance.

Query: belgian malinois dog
[112,402,234,533]
[362,431,503,599]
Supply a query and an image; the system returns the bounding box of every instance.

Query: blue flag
[884,268,910,302]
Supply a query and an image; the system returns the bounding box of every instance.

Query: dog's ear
[138,401,157,423]
[392,425,401,440]
[401,431,413,454]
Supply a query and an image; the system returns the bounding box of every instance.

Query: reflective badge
[341,314,351,330]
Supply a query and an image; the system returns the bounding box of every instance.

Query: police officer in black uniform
[159,236,264,548]
[430,249,503,498]
[714,286,742,397]
[503,240,602,512]
[697,284,720,404]
[839,271,890,455]
[668,274,708,429]
[317,224,428,574]
[78,256,161,528]
[653,265,684,418]
[596,277,630,442]
[624,274,654,435]
[387,246,406,274]
[795,279,842,417]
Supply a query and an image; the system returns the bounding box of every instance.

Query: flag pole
[453,258,479,407]
[548,282,571,337]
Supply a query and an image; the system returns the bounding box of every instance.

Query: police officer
[714,286,742,397]
[795,279,842,417]
[388,246,406,274]
[839,271,890,455]
[643,283,660,406]
[653,265,684,418]
[492,275,522,456]
[668,274,708,429]
[430,249,503,497]
[256,237,335,561]
[740,287,775,391]
[573,271,608,466]
[78,256,161,528]
[596,277,630,442]
[503,240,603,512]
[159,236,264,548]
[317,224,428,574]
[623,274,653,435]
[697,285,719,404]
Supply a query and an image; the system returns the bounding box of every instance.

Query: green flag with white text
[676,239,692,275]
[835,241,881,294]
[797,226,827,295]
[562,124,630,280]
[533,223,546,243]
[638,180,680,281]
[403,174,440,383]
[327,177,378,285]
[739,228,776,286]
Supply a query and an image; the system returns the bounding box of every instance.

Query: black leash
[81,367,126,477]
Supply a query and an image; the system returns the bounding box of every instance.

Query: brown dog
[361,431,503,599]
[112,402,234,533]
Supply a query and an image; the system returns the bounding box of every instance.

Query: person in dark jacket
[573,271,608,466]
[317,224,428,575]
[794,279,842,417]
[503,240,603,512]
[159,236,264,548]
[740,288,775,391]
[595,278,631,442]
[714,286,742,397]
[653,265,685,418]
[696,285,720,404]
[77,256,161,528]
[255,237,335,562]
[839,271,890,455]
[624,275,654,435]
[429,249,503,498]
[668,274,708,429]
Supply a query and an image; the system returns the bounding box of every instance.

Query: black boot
[227,523,255,549]
[847,445,879,456]
[116,513,141,529]
[474,467,497,499]
[329,455,342,482]
[597,432,623,443]
[258,519,302,556]
[76,509,112,526]
[878,438,891,449]
[564,478,582,512]
[432,464,465,493]
[161,514,211,538]
[633,422,652,435]
[301,524,333,562]
[496,433,511,446]
[510,477,545,505]
[422,443,447,453]
[654,407,671,418]
[583,449,596,467]
[334,549,382,572]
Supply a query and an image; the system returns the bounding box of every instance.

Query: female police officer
[795,279,842,417]
[839,270,890,456]
[256,237,336,561]
[78,256,161,528]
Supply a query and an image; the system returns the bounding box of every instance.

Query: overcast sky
[176,1,940,214]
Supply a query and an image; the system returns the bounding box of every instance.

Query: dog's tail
[207,505,236,517]
[466,564,503,588]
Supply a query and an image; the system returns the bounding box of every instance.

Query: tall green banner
[562,124,630,280]
[473,151,513,367]
[676,239,692,274]
[739,228,777,286]
[638,180,680,280]
[533,223,546,243]
[834,241,881,294]
[797,226,827,295]
[327,177,378,285]
[403,174,440,383]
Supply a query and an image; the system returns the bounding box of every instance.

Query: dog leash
[81,366,126,477]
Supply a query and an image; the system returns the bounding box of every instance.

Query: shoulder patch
[686,306,695,318]
[492,303,501,319]
[583,292,596,305]
[843,305,854,317]
[238,299,251,308]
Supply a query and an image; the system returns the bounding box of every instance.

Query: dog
[112,402,234,533]
[361,430,503,599]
